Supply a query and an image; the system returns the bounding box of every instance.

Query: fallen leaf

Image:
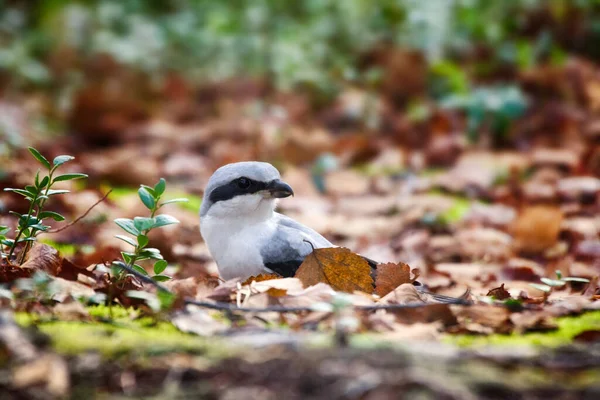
[242,274,281,286]
[375,262,414,297]
[251,278,304,298]
[573,330,600,343]
[20,244,61,275]
[487,284,511,300]
[171,305,228,336]
[295,247,374,293]
[510,311,557,333]
[513,206,563,253]
[379,283,425,305]
[452,305,512,334]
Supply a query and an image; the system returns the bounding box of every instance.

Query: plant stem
[8,191,39,261]
[17,170,54,264]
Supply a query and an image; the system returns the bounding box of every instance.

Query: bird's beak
[265,179,294,198]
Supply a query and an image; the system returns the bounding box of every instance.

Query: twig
[48,190,112,233]
[110,262,543,315]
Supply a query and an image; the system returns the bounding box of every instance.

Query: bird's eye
[237,177,251,189]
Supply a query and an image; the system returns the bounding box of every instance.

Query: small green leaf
[555,270,562,280]
[4,188,34,199]
[52,155,75,167]
[38,211,65,221]
[29,224,49,231]
[153,214,179,228]
[154,178,166,196]
[115,235,137,247]
[121,252,134,264]
[139,249,163,260]
[1,239,15,247]
[138,187,155,210]
[132,264,149,276]
[153,259,168,274]
[137,234,149,248]
[157,290,175,308]
[53,173,88,182]
[25,185,37,194]
[152,274,171,282]
[29,147,51,169]
[126,290,160,311]
[160,198,189,206]
[540,278,566,287]
[38,176,50,189]
[563,277,591,283]
[46,189,70,196]
[141,185,156,196]
[133,217,155,232]
[0,226,10,235]
[115,218,140,236]
[529,283,552,293]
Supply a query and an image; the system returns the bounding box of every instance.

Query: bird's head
[200,161,294,219]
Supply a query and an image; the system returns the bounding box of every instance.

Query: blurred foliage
[1,0,598,94]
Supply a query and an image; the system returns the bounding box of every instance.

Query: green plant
[112,178,187,283]
[530,270,590,297]
[1,147,87,264]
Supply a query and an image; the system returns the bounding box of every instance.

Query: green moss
[439,196,472,224]
[448,311,600,348]
[16,306,229,359]
[39,239,95,257]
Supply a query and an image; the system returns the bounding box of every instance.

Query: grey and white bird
[200,161,466,304]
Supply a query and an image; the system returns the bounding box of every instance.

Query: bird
[200,161,467,304]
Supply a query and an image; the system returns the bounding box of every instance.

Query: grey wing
[260,213,333,277]
[274,213,333,248]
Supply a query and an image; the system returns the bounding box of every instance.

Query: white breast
[200,214,277,280]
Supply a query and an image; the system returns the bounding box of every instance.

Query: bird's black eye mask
[208,177,269,204]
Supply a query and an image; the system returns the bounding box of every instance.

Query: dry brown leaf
[375,262,415,297]
[251,278,304,298]
[242,273,281,286]
[379,283,425,305]
[20,244,96,282]
[486,284,511,300]
[294,247,374,293]
[452,305,512,334]
[20,244,62,275]
[510,311,557,333]
[513,206,563,253]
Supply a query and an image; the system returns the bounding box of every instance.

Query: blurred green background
[1,0,600,158]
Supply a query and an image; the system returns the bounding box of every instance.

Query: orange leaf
[374,262,416,297]
[242,273,281,286]
[295,247,374,293]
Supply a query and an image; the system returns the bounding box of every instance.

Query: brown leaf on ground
[242,274,281,286]
[375,262,415,297]
[0,259,32,283]
[251,278,304,298]
[487,284,511,300]
[452,305,512,334]
[573,330,600,343]
[391,304,457,326]
[20,244,62,275]
[379,283,425,305]
[294,247,374,293]
[510,311,557,333]
[163,277,200,299]
[20,244,95,282]
[513,206,563,253]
